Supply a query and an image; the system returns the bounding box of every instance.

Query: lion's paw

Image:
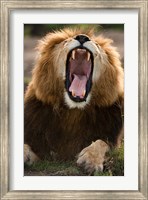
[24,144,39,165]
[77,140,109,174]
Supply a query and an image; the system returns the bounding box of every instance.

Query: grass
[95,142,124,176]
[24,160,85,176]
[24,142,124,176]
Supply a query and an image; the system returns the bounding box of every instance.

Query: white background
[9,9,138,190]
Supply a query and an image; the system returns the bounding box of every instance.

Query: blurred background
[24,24,124,87]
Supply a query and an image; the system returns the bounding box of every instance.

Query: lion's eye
[63,40,67,44]
[94,42,99,46]
[94,42,101,50]
[63,38,74,46]
[62,40,67,47]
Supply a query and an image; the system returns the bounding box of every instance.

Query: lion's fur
[24,28,124,161]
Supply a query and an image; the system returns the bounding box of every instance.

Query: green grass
[95,142,124,176]
[24,143,124,176]
[24,160,84,176]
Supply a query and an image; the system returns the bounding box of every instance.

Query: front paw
[77,140,109,174]
[24,144,39,165]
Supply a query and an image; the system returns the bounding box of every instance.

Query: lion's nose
[74,34,90,44]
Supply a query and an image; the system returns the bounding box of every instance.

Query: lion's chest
[25,99,122,160]
[47,109,97,159]
[48,105,122,152]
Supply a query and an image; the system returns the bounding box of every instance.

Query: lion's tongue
[69,74,87,98]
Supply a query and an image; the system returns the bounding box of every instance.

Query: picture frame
[0,0,147,199]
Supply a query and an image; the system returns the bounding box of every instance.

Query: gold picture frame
[0,0,147,199]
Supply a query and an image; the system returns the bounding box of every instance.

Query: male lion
[24,28,124,174]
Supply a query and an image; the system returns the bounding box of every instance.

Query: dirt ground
[24,30,124,79]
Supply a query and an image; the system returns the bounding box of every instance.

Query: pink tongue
[69,74,87,98]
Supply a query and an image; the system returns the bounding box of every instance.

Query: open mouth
[65,47,93,102]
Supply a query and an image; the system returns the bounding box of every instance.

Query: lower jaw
[68,95,87,103]
[67,87,89,103]
[64,91,91,109]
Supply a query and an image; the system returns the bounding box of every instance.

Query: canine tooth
[72,50,75,59]
[87,52,90,61]
[82,90,86,97]
[72,90,76,97]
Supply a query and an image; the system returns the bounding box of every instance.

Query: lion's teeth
[72,90,76,97]
[82,90,86,97]
[87,52,90,61]
[72,50,75,59]
[77,49,86,52]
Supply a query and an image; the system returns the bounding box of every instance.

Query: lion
[24,28,124,174]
